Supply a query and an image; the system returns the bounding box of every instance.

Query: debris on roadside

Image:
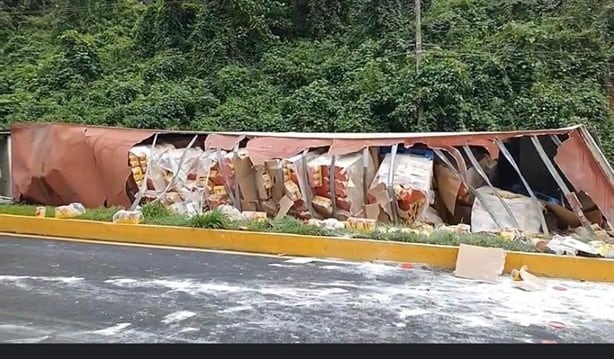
[399,263,413,270]
[112,209,143,224]
[545,235,601,257]
[471,187,542,235]
[548,321,567,330]
[10,123,614,257]
[366,150,434,226]
[242,211,268,222]
[511,265,545,291]
[35,206,46,218]
[217,205,245,222]
[307,218,346,231]
[54,202,86,219]
[454,244,506,282]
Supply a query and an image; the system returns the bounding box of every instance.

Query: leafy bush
[1,0,612,162]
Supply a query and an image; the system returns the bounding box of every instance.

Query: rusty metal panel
[11,123,154,208]
[555,130,614,229]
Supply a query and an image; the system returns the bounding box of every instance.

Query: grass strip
[0,204,536,253]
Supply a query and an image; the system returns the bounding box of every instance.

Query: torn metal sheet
[386,144,400,224]
[530,136,595,234]
[11,122,612,227]
[11,123,154,208]
[150,135,200,205]
[204,134,245,151]
[462,145,521,231]
[129,133,159,211]
[555,130,614,230]
[221,126,582,157]
[433,149,506,230]
[246,137,331,165]
[329,155,338,218]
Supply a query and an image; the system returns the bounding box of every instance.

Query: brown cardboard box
[434,164,463,217]
[454,244,506,282]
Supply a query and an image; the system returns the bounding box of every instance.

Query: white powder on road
[399,309,429,319]
[4,259,612,343]
[220,305,253,314]
[91,323,132,336]
[0,275,84,291]
[101,262,614,334]
[0,275,83,284]
[4,335,50,343]
[104,278,138,285]
[162,311,196,324]
[284,258,316,264]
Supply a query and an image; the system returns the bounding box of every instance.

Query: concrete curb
[1,214,613,282]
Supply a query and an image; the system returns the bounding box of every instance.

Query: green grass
[142,215,192,227]
[0,204,56,217]
[355,229,537,253]
[141,202,171,219]
[241,216,331,236]
[76,207,121,222]
[189,210,230,229]
[0,203,536,253]
[0,204,120,222]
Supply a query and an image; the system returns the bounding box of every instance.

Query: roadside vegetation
[1,0,613,162]
[0,203,536,253]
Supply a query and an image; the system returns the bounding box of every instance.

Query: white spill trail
[162,311,196,325]
[91,323,132,336]
[0,275,83,284]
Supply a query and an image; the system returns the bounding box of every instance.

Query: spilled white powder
[162,311,196,324]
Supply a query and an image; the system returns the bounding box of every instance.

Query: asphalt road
[1,235,613,343]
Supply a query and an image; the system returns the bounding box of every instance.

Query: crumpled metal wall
[11,123,154,208]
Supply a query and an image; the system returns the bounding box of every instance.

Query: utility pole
[415,0,422,70]
[415,0,423,127]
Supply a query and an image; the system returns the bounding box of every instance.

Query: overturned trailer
[9,123,614,237]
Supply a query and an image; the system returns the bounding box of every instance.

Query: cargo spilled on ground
[3,123,614,259]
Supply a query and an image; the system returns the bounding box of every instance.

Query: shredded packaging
[367,152,434,225]
[304,151,376,220]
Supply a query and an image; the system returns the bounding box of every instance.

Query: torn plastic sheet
[471,187,543,234]
[305,150,376,220]
[129,143,235,212]
[367,150,434,225]
[462,145,521,232]
[495,139,549,235]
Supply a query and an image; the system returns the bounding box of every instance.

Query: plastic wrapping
[471,187,542,234]
[278,152,320,219]
[305,151,376,220]
[128,145,236,212]
[367,152,434,225]
[54,202,86,219]
[112,209,143,224]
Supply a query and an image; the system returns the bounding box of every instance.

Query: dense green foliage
[1,0,613,159]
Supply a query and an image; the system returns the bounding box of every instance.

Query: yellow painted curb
[1,214,613,283]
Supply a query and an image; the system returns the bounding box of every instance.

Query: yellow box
[346,217,377,232]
